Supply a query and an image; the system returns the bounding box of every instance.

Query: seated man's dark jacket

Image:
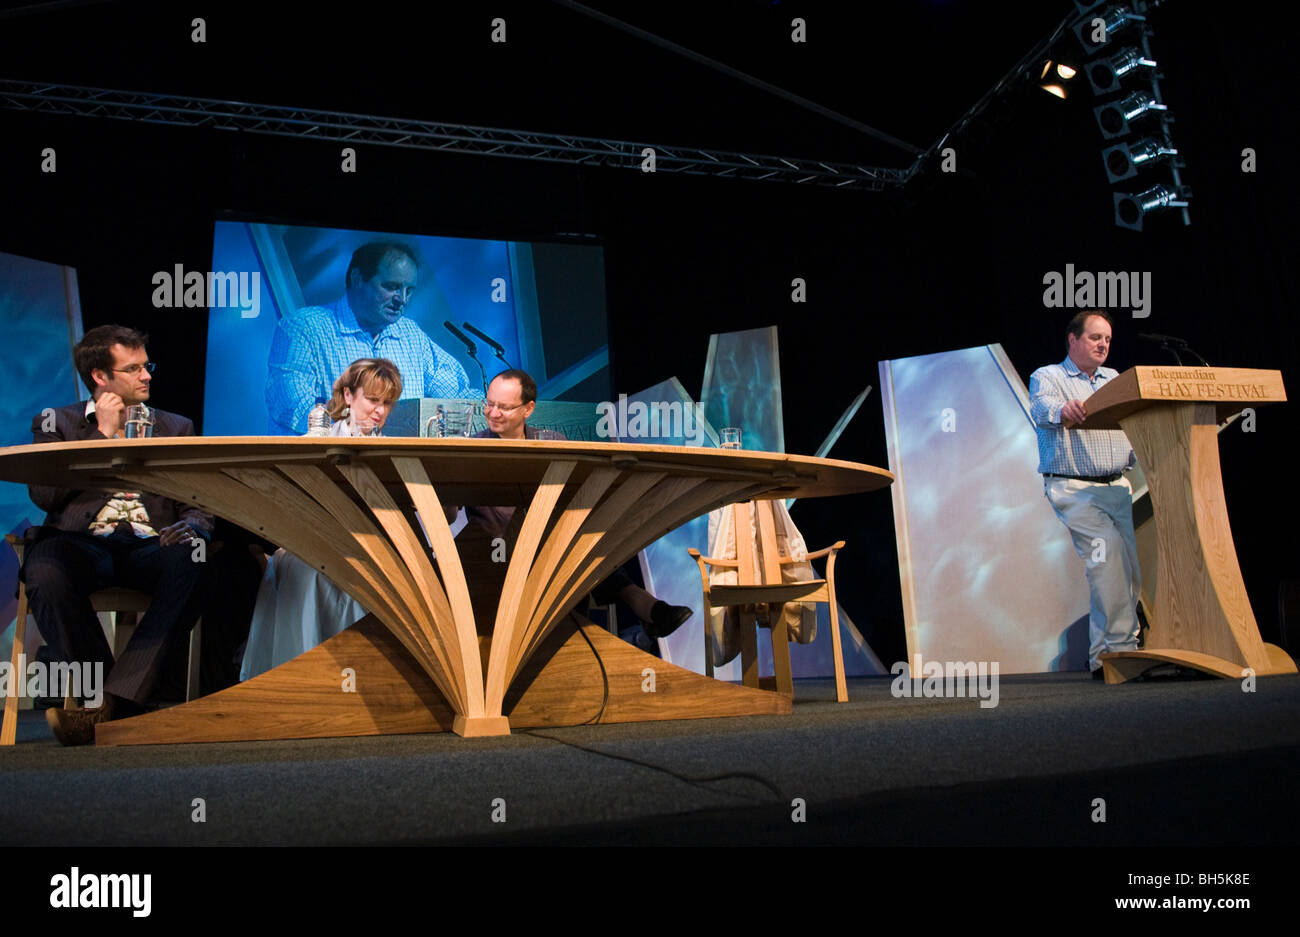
[462,425,632,608]
[466,424,554,541]
[28,402,214,538]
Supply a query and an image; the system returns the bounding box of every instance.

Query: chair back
[731,500,784,587]
[732,501,756,585]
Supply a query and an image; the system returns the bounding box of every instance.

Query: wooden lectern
[1076,366,1297,683]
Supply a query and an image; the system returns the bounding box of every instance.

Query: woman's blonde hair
[326,358,402,421]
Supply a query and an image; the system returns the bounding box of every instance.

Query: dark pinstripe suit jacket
[26,401,214,538]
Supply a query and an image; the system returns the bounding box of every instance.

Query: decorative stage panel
[881,344,1104,673]
[0,250,86,669]
[647,334,884,680]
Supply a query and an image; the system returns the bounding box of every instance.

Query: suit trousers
[19,529,211,705]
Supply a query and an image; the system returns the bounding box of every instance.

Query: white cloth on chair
[239,549,369,681]
[705,500,818,667]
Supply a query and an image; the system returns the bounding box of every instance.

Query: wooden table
[0,437,892,744]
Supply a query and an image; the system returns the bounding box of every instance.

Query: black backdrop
[2,0,1295,668]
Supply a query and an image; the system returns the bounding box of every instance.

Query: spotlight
[1038,59,1080,99]
[1113,184,1189,231]
[1074,5,1147,56]
[1094,89,1167,139]
[1101,136,1178,183]
[1087,46,1157,95]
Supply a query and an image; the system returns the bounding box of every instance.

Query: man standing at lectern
[1029,310,1141,677]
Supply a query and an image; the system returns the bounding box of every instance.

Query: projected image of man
[265,241,475,434]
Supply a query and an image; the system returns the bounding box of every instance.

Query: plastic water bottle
[305,399,331,437]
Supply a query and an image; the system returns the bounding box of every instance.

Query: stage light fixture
[1087,46,1157,95]
[1101,135,1178,182]
[1074,5,1146,56]
[1038,59,1079,98]
[1113,184,1188,231]
[1094,88,1167,139]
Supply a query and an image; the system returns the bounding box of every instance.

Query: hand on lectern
[1061,399,1088,426]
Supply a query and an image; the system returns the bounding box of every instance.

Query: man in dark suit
[464,368,692,640]
[21,324,213,744]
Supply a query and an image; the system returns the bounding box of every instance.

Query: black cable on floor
[523,727,786,803]
[523,622,786,804]
[573,618,610,726]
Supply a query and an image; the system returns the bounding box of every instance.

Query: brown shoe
[45,701,115,746]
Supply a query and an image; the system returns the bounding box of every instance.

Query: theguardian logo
[50,867,151,917]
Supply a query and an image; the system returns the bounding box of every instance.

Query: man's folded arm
[266,318,323,435]
[27,409,75,513]
[1027,370,1065,427]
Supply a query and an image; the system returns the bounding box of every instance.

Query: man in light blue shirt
[266,241,476,434]
[1029,310,1141,677]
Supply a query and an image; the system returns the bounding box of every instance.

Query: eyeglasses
[112,362,156,375]
[483,399,526,414]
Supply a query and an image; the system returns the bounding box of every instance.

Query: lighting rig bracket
[1074,0,1191,230]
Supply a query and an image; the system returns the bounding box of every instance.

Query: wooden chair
[2,532,201,745]
[688,499,848,702]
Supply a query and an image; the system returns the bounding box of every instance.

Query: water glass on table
[125,405,154,439]
[720,427,742,449]
[435,404,474,437]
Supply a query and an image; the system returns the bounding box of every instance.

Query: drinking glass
[438,404,474,437]
[124,405,154,439]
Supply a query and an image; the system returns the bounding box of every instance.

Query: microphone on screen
[443,321,477,356]
[463,322,514,367]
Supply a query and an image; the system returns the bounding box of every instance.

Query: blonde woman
[240,359,400,679]
[326,357,401,436]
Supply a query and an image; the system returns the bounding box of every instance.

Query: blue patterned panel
[700,326,784,454]
[0,251,85,660]
[882,344,1091,673]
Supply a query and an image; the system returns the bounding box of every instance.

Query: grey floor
[5,671,1298,846]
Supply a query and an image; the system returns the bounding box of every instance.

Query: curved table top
[0,436,893,736]
[0,436,893,503]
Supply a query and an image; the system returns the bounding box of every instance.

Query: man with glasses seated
[466,369,693,641]
[21,325,213,745]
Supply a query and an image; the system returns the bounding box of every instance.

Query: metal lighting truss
[0,80,909,191]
